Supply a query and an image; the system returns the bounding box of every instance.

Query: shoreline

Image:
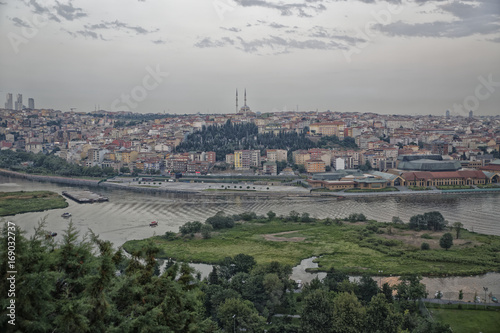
[1,168,499,199]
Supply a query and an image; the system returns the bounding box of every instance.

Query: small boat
[149,221,158,227]
[61,212,72,218]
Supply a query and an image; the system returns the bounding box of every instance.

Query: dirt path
[262,230,306,242]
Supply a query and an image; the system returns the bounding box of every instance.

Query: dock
[62,190,109,203]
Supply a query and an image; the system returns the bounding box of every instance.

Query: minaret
[244,88,247,106]
[236,89,238,113]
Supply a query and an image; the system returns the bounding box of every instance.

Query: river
[1,175,499,301]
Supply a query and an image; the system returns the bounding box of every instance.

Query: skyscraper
[445,109,450,118]
[469,110,473,119]
[5,93,13,109]
[15,94,23,111]
[28,98,34,109]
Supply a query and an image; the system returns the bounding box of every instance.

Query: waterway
[1,175,499,301]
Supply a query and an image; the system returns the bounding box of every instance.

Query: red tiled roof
[402,170,487,181]
[480,165,500,171]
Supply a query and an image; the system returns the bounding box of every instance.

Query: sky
[1,0,499,116]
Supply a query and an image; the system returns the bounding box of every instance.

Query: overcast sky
[1,0,499,116]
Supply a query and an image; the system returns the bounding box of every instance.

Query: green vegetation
[429,307,500,333]
[0,191,68,216]
[1,219,455,332]
[344,187,398,193]
[124,211,500,277]
[0,150,116,177]
[409,211,446,231]
[437,185,472,190]
[477,184,500,188]
[408,186,432,191]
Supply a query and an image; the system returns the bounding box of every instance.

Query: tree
[200,224,213,239]
[365,293,402,333]
[409,214,427,231]
[439,233,453,251]
[205,211,234,230]
[357,275,379,305]
[421,242,430,250]
[453,222,464,239]
[323,269,349,293]
[424,211,446,231]
[395,275,427,311]
[233,253,256,274]
[332,292,366,333]
[267,210,277,220]
[217,298,265,332]
[391,216,403,224]
[301,289,335,333]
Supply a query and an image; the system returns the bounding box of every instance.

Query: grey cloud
[76,30,98,39]
[375,0,500,39]
[11,17,31,28]
[64,29,98,39]
[236,35,347,54]
[235,0,327,17]
[55,1,87,21]
[85,20,158,35]
[152,39,166,44]
[195,34,347,54]
[269,22,288,29]
[221,27,241,32]
[308,26,366,45]
[26,0,61,22]
[487,36,500,43]
[194,37,234,48]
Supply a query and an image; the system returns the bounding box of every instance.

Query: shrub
[421,242,430,250]
[240,211,258,221]
[200,224,213,239]
[206,211,235,230]
[163,231,177,240]
[421,233,432,239]
[179,221,203,235]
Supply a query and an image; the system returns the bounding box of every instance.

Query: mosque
[236,89,254,114]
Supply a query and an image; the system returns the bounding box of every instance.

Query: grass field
[430,308,500,333]
[0,191,68,216]
[123,218,500,276]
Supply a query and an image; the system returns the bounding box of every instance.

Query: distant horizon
[4,99,499,119]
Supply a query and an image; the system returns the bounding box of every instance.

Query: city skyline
[1,0,499,116]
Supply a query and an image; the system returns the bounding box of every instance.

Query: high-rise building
[28,98,34,109]
[469,110,473,118]
[5,93,13,109]
[15,94,23,111]
[445,109,450,118]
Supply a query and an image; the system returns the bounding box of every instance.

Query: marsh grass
[123,217,500,276]
[0,190,68,216]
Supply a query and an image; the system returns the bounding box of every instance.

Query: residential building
[266,149,287,162]
[263,161,277,175]
[306,159,326,173]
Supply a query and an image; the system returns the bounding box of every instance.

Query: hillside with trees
[0,150,116,178]
[176,120,358,161]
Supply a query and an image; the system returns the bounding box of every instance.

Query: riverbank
[2,169,500,199]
